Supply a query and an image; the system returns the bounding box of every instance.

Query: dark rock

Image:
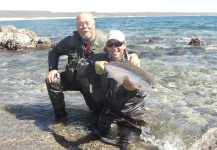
[149,39,154,42]
[0,25,51,50]
[189,36,205,46]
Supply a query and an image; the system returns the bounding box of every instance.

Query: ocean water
[0,16,217,150]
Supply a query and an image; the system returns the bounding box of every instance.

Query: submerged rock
[0,25,51,50]
[168,49,187,56]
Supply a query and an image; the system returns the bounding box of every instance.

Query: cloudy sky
[1,0,216,12]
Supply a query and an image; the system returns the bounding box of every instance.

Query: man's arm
[45,36,72,83]
[48,36,72,71]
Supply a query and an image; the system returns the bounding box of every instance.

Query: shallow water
[0,16,217,149]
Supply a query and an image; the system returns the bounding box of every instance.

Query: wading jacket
[77,50,146,116]
[48,29,107,82]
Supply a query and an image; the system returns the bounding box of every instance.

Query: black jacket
[48,29,107,81]
[78,50,146,116]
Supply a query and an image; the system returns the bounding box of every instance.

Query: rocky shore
[0,25,51,51]
[0,24,205,51]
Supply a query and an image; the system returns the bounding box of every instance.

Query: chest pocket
[65,46,81,82]
[90,76,106,103]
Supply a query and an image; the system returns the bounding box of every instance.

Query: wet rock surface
[0,25,51,50]
[188,36,205,46]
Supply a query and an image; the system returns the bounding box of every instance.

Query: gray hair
[76,12,95,24]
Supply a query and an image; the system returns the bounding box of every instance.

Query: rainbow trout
[105,62,158,92]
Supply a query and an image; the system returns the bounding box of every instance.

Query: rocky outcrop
[0,25,51,50]
[189,36,205,46]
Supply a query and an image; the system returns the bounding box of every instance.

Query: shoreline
[1,15,217,22]
[1,11,217,21]
[0,17,76,21]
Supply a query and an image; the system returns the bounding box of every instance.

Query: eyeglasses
[106,42,123,48]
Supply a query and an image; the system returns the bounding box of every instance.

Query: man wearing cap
[77,30,146,146]
[45,12,140,121]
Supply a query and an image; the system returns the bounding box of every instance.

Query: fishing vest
[65,30,107,82]
[76,49,132,109]
[99,51,146,115]
[76,58,106,105]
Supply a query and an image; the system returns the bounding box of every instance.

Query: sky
[0,0,216,13]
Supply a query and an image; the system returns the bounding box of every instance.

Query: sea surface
[0,16,217,150]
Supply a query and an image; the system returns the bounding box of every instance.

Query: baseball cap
[106,30,125,43]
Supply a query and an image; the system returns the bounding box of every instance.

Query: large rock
[0,25,51,50]
[188,36,205,46]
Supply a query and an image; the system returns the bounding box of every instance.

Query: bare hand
[123,78,134,88]
[45,70,60,83]
[129,53,140,66]
[123,78,135,91]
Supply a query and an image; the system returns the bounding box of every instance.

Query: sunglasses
[106,42,123,48]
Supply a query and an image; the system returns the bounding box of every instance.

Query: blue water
[0,16,217,150]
